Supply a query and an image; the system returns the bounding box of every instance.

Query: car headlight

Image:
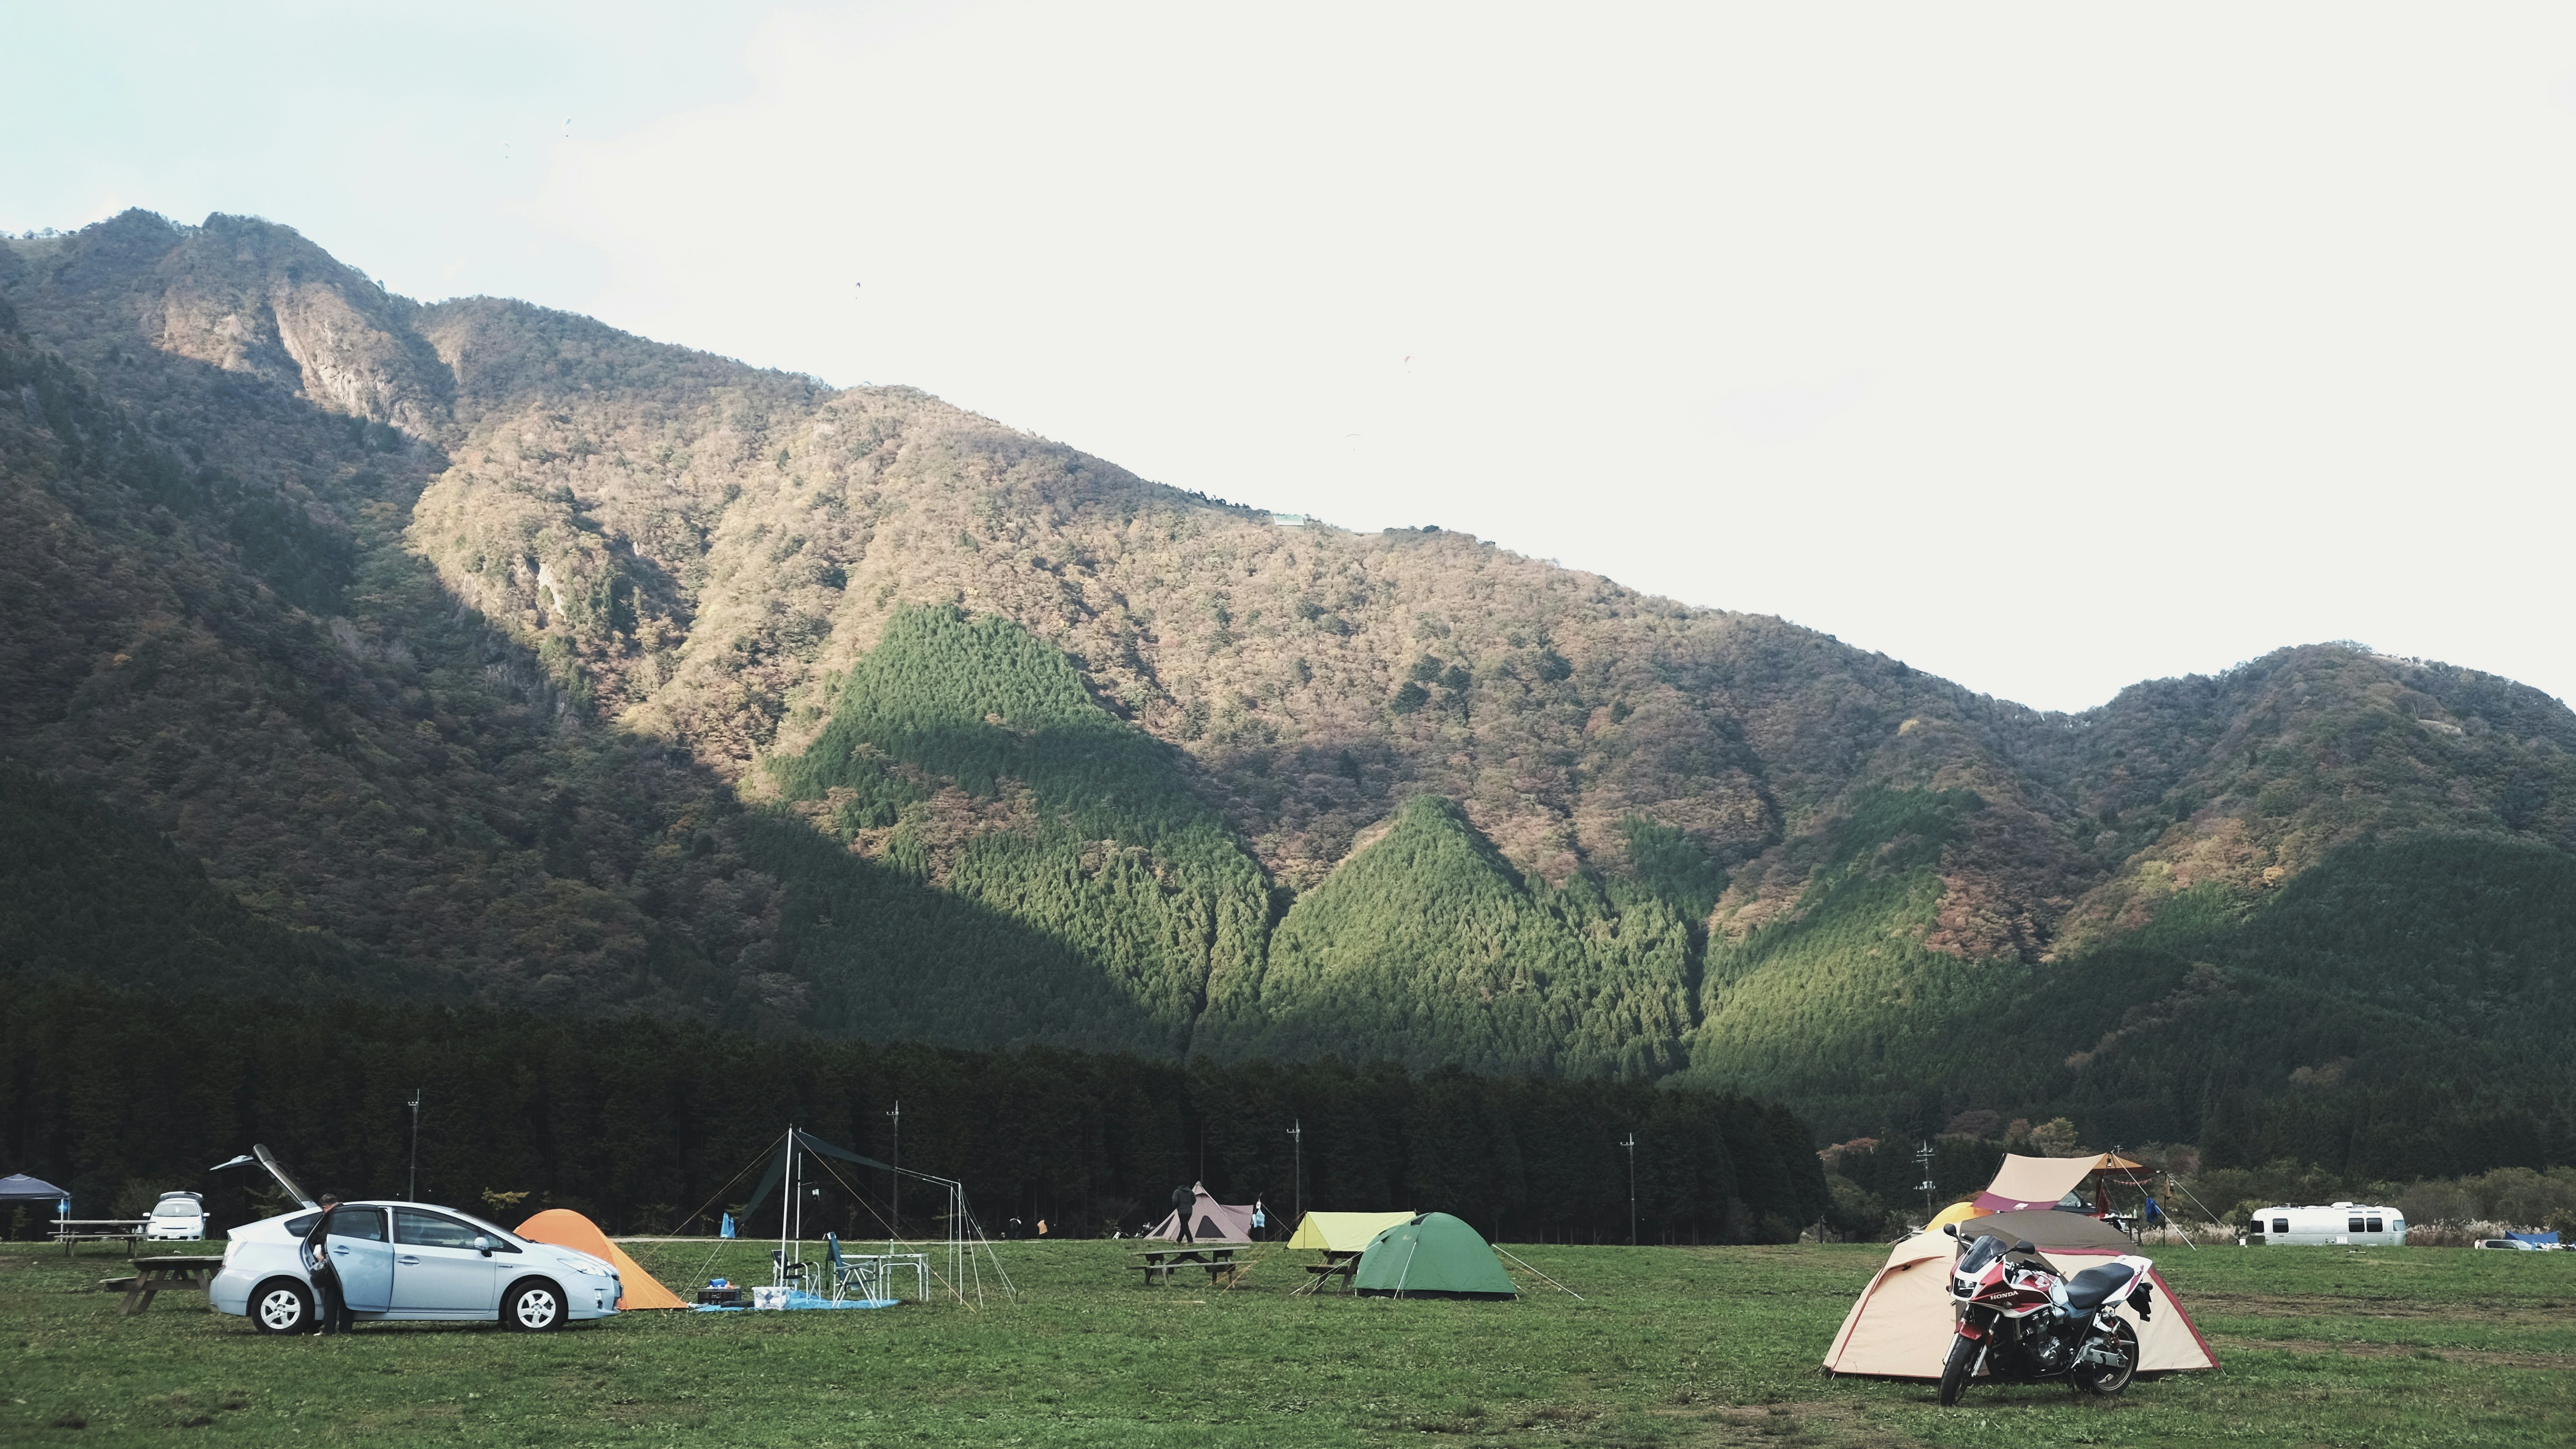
[564,1261,609,1279]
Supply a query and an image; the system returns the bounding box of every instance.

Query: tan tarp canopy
[1285,1211,1416,1252]
[1975,1152,2148,1213]
[1822,1221,2217,1379]
[515,1210,689,1310]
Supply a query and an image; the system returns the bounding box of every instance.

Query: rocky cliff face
[5,210,2571,1149]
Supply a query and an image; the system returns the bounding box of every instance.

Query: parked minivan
[2243,1202,2407,1246]
[144,1192,208,1241]
[209,1200,620,1333]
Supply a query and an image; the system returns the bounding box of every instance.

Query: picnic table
[100,1255,226,1315]
[1129,1243,1248,1287]
[1296,1249,1363,1294]
[51,1220,148,1257]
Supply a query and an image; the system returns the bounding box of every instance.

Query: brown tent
[1146,1183,1261,1243]
[1822,1211,2217,1379]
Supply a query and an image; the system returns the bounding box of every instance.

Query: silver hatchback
[209,1201,620,1333]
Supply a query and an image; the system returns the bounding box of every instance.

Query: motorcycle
[1936,1223,2154,1406]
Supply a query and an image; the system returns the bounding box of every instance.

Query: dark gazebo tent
[1,1173,71,1231]
[0,1173,69,1205]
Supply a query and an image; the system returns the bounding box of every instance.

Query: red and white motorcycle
[1937,1224,2154,1406]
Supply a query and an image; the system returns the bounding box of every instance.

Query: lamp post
[406,1090,421,1201]
[887,1101,902,1240]
[1621,1133,1638,1246]
[1286,1119,1304,1229]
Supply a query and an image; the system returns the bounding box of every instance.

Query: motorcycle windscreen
[324,1206,396,1312]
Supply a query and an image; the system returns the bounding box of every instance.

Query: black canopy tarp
[740,1131,899,1221]
[0,1173,69,1203]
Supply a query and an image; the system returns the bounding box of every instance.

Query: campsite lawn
[3,1239,2572,1446]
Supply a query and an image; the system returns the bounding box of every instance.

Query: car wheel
[252,1280,314,1335]
[504,1280,566,1332]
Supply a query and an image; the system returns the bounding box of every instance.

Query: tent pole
[778,1124,793,1288]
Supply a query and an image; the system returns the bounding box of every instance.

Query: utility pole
[1915,1140,1938,1217]
[887,1101,902,1240]
[1621,1133,1638,1246]
[1286,1119,1304,1229]
[406,1090,422,1201]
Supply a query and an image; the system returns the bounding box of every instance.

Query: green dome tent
[1353,1213,1517,1300]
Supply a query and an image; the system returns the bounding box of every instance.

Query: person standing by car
[1169,1185,1195,1245]
[302,1195,353,1335]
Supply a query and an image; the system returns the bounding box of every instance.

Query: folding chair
[823,1232,880,1303]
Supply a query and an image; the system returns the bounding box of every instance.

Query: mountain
[4,210,2571,1175]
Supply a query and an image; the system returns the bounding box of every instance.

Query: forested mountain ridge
[5,210,2572,1169]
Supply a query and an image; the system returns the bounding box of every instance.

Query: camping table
[103,1256,226,1315]
[52,1221,147,1257]
[841,1252,930,1301]
[1130,1245,1245,1287]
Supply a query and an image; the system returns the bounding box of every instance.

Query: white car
[210,1201,620,1333]
[144,1192,208,1241]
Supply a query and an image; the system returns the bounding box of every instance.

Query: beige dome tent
[1822,1211,2217,1378]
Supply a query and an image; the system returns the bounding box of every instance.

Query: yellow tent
[515,1210,689,1310]
[1285,1211,1417,1252]
[1924,1200,1987,1233]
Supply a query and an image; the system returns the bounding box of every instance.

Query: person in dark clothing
[1170,1185,1195,1245]
[302,1196,354,1335]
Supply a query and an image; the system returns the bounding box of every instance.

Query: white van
[2244,1202,2406,1246]
[144,1192,209,1241]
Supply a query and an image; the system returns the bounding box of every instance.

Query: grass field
[5,1237,2573,1446]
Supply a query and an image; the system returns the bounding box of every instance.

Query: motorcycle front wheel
[2074,1320,2140,1396]
[1938,1334,1982,1406]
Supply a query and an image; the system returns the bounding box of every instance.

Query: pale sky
[9,3,2576,713]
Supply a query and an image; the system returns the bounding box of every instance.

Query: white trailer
[2244,1202,2406,1246]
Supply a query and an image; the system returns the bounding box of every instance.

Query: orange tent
[515,1210,689,1310]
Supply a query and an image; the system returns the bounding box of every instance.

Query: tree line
[0,979,1827,1247]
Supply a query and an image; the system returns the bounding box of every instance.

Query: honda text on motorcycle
[1937,1223,2155,1405]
